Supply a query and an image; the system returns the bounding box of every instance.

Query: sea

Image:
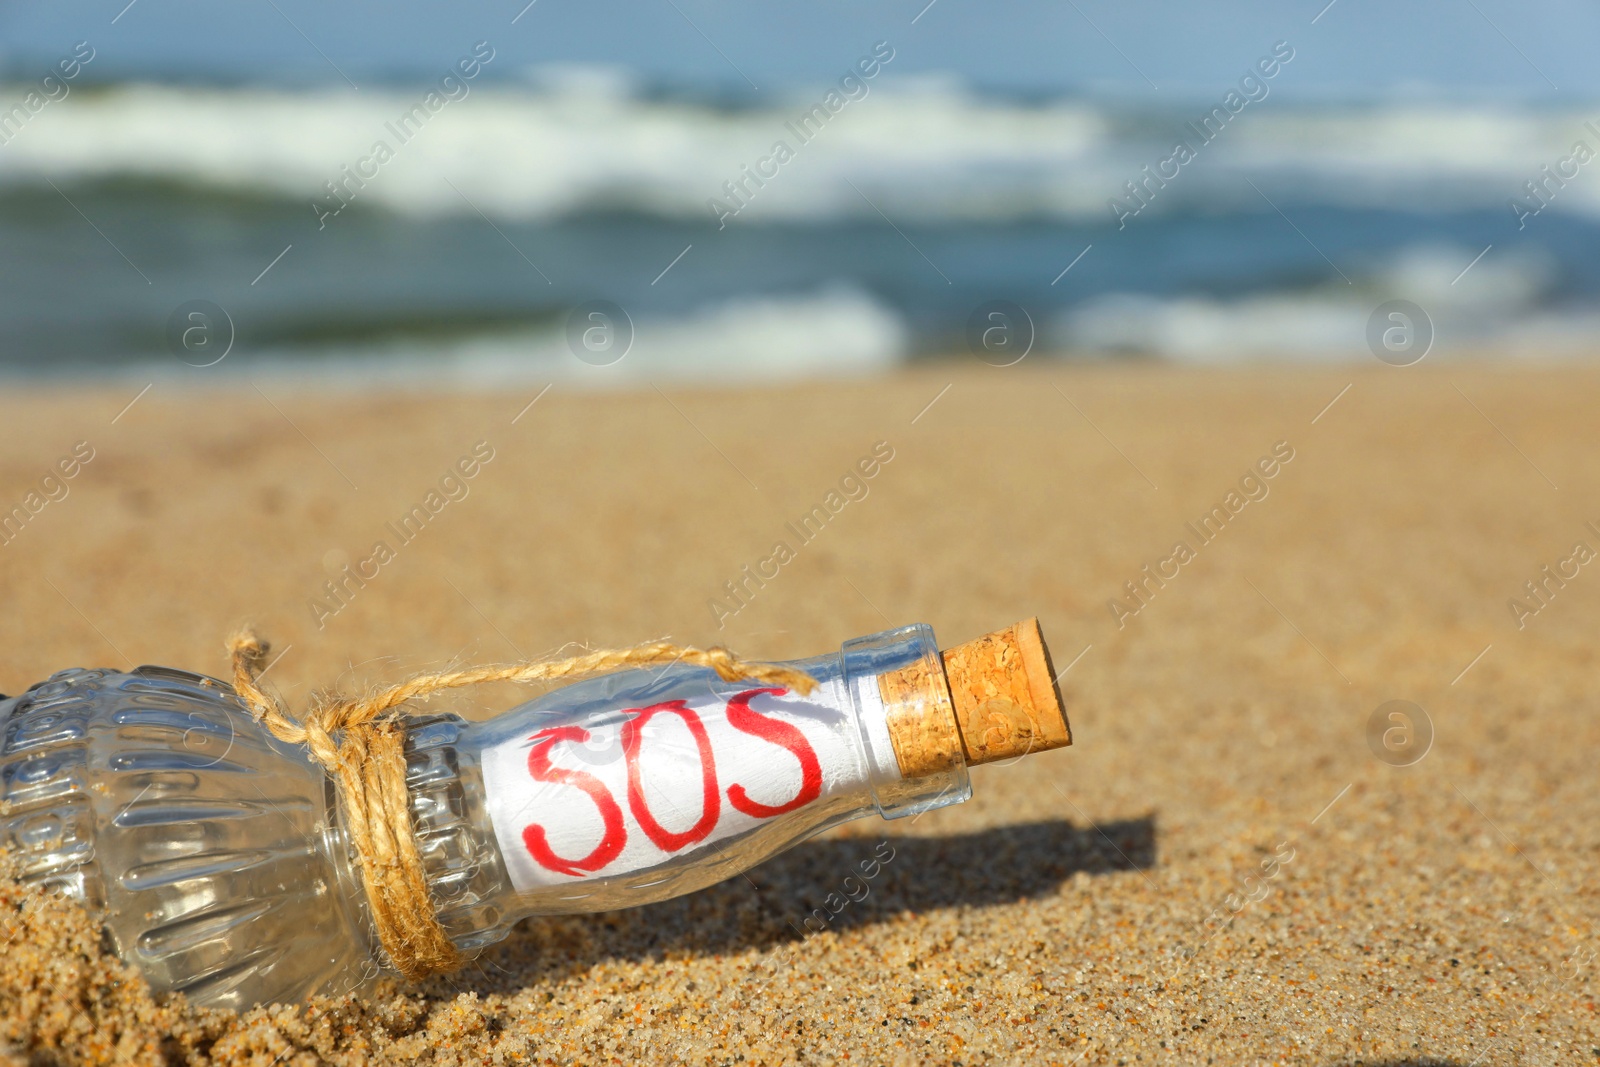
[3,69,1599,382]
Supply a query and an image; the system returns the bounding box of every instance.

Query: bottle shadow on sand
[442,815,1157,995]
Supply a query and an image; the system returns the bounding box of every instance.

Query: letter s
[472,439,496,463]
[1271,439,1295,462]
[724,688,823,817]
[72,440,95,463]
[521,726,627,876]
[473,40,496,62]
[74,41,96,62]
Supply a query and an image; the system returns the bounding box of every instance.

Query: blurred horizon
[2,0,1597,379]
[2,0,1595,102]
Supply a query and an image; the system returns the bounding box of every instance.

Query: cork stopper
[878,618,1071,778]
[879,652,965,778]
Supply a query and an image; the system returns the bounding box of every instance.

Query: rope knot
[225,627,814,982]
[299,713,341,771]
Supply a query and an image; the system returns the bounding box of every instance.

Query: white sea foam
[92,287,908,387]
[1059,294,1600,362]
[1056,243,1587,362]
[4,82,1596,222]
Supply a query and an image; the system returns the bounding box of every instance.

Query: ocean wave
[1055,243,1584,361]
[61,287,908,386]
[3,82,1598,222]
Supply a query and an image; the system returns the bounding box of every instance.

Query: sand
[1,364,1597,1065]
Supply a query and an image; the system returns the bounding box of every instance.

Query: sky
[0,0,1594,101]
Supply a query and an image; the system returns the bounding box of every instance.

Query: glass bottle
[0,620,1070,1011]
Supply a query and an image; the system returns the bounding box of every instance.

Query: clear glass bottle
[0,620,1069,1011]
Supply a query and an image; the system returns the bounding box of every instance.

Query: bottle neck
[370,624,976,969]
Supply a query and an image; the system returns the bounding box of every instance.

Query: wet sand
[2,364,1597,1065]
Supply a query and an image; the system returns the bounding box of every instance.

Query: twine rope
[226,629,816,982]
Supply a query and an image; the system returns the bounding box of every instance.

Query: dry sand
[1,365,1597,1065]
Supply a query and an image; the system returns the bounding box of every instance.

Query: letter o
[623,700,720,852]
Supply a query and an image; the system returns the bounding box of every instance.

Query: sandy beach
[2,364,1597,1065]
